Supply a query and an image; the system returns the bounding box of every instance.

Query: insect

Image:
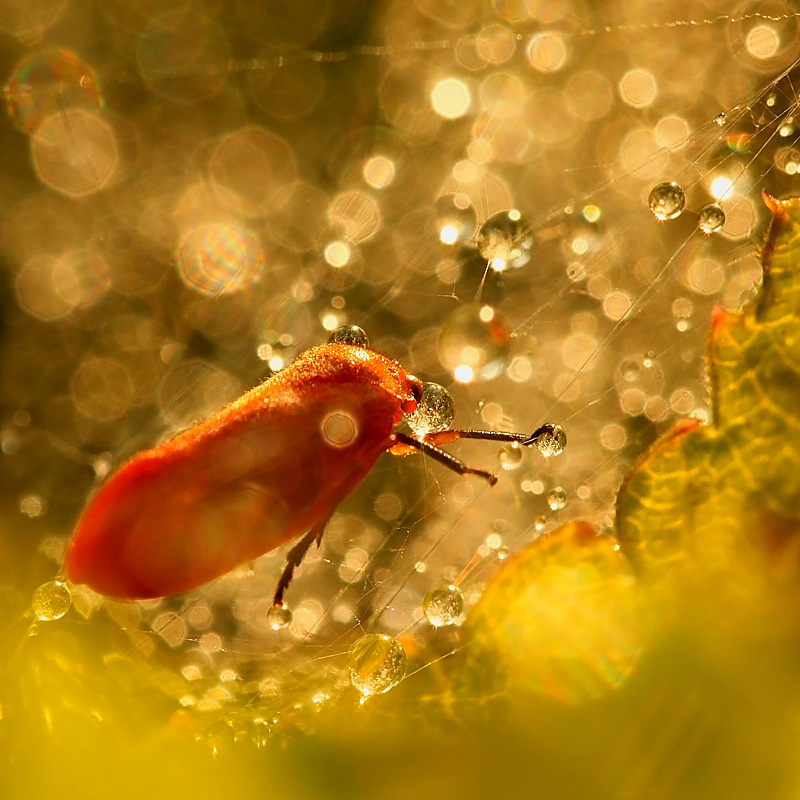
[64,328,560,607]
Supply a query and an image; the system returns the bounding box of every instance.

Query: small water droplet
[534,514,547,531]
[267,603,292,630]
[648,182,685,221]
[422,584,464,627]
[348,634,407,696]
[533,424,567,457]
[406,382,455,435]
[328,324,369,348]
[697,203,725,234]
[546,487,567,511]
[496,545,509,559]
[31,580,71,621]
[476,209,535,271]
[715,111,726,126]
[499,442,523,470]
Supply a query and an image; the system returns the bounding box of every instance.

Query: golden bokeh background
[1,0,800,797]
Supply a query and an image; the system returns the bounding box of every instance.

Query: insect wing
[65,381,397,599]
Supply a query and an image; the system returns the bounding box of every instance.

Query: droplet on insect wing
[498,442,523,470]
[348,634,407,696]
[31,580,71,621]
[422,584,464,627]
[267,603,292,630]
[546,487,567,510]
[328,324,369,348]
[534,424,567,457]
[648,182,685,220]
[406,382,455,435]
[476,209,535,271]
[697,203,725,234]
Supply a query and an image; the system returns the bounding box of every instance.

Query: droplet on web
[422,584,464,627]
[475,209,535,271]
[32,580,71,621]
[697,203,725,234]
[348,634,407,697]
[648,182,685,220]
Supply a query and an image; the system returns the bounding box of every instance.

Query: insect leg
[390,431,498,486]
[422,423,558,448]
[273,519,327,607]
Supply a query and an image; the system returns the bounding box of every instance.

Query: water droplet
[715,111,726,126]
[348,634,407,696]
[534,514,547,531]
[406,382,455,435]
[546,487,567,511]
[422,584,464,627]
[496,545,509,559]
[697,203,725,234]
[328,324,369,348]
[476,209,535,271]
[499,442,523,470]
[533,424,567,457]
[31,580,71,621]
[648,182,685,221]
[438,305,510,382]
[267,603,292,630]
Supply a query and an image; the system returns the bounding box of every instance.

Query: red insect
[64,331,557,606]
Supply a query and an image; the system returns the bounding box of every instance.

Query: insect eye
[401,375,423,415]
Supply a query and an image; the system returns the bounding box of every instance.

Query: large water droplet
[546,487,567,510]
[438,305,510,382]
[32,580,71,621]
[328,324,369,347]
[406,382,455,435]
[534,424,567,457]
[348,634,407,696]
[648,182,685,220]
[422,584,464,627]
[697,203,725,234]
[476,209,535,271]
[267,603,292,630]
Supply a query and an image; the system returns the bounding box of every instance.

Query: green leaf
[616,193,800,631]
[459,520,647,704]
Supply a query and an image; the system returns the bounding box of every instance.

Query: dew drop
[31,580,71,621]
[266,603,292,630]
[406,382,455,435]
[422,584,464,627]
[534,514,547,531]
[476,209,536,271]
[533,424,567,457]
[648,182,685,221]
[348,633,407,696]
[328,324,369,348]
[546,487,567,511]
[697,203,725,234]
[499,442,523,470]
[496,545,509,560]
[715,111,726,126]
